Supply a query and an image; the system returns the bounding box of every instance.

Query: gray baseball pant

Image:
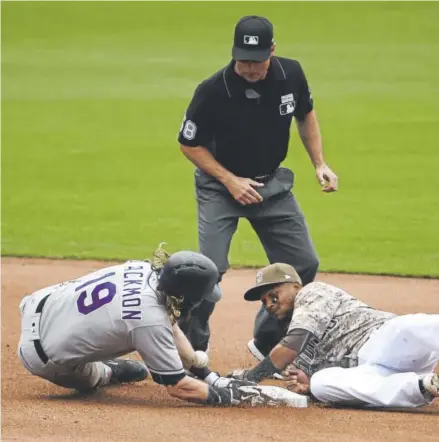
[186,167,319,352]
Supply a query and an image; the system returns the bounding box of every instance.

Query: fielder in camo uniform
[17,247,306,408]
[229,263,439,407]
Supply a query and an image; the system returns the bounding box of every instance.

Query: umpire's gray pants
[185,167,319,352]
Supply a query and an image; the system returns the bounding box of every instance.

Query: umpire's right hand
[223,176,264,205]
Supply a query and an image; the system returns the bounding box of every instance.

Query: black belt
[33,294,50,364]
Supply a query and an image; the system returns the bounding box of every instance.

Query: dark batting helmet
[158,251,219,312]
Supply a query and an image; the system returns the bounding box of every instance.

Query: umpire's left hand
[315,164,338,192]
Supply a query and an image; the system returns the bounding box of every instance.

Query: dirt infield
[2,258,438,442]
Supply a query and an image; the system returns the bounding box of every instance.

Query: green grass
[2,1,439,276]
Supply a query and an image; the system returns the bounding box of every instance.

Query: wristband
[189,365,211,380]
[246,356,281,383]
[204,372,220,385]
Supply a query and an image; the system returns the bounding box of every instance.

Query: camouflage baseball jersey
[288,282,395,376]
[37,261,185,385]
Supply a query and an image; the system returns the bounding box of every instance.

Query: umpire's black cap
[232,16,274,62]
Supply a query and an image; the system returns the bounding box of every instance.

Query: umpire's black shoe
[103,358,149,384]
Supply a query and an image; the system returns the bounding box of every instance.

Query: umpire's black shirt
[178,56,314,178]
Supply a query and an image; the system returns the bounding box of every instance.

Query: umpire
[177,16,338,358]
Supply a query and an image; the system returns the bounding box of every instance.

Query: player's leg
[248,170,319,357]
[18,335,112,391]
[196,181,240,275]
[18,291,147,391]
[19,330,147,391]
[246,309,288,380]
[50,359,148,391]
[250,307,289,357]
[249,191,319,285]
[178,297,217,352]
[358,314,439,373]
[310,364,432,407]
[20,349,146,391]
[18,289,62,382]
[47,361,113,391]
[310,314,439,407]
[184,175,240,351]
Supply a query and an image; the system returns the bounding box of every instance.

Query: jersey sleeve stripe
[148,367,185,375]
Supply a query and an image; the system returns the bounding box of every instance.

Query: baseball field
[2,1,439,441]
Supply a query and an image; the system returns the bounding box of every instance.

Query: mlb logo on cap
[244,35,259,45]
[232,16,274,62]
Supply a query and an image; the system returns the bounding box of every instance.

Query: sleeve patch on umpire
[182,120,197,140]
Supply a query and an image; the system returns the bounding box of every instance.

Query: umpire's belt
[33,294,50,364]
[253,173,275,183]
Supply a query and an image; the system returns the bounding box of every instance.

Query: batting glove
[226,368,250,381]
[205,371,254,388]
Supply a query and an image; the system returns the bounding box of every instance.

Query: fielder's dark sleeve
[279,328,317,353]
[280,328,319,377]
[293,63,314,121]
[178,82,214,148]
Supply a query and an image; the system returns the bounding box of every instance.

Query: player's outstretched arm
[166,374,211,403]
[172,322,209,370]
[228,344,298,383]
[166,375,307,408]
[172,323,253,389]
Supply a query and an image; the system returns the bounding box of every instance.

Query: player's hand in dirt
[223,176,264,205]
[282,367,310,395]
[315,164,338,193]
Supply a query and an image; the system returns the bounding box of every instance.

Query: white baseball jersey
[289,282,395,376]
[37,261,185,385]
